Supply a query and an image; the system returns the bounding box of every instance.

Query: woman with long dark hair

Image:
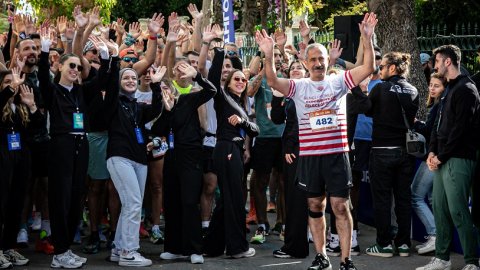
[203,69,259,258]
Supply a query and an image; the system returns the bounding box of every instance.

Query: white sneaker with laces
[190,254,204,264]
[4,249,29,266]
[16,229,28,245]
[51,251,83,269]
[159,252,188,260]
[67,250,87,265]
[119,251,152,267]
[0,251,13,269]
[418,236,436,255]
[231,248,256,259]
[110,248,120,262]
[416,257,452,270]
[31,212,42,231]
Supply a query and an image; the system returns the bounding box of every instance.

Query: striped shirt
[287,71,355,156]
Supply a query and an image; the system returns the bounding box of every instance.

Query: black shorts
[202,146,215,173]
[352,139,372,172]
[251,138,283,174]
[30,140,49,178]
[295,153,352,198]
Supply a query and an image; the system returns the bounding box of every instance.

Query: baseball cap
[420,53,430,64]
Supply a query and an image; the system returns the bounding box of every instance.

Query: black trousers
[204,141,248,256]
[48,134,88,254]
[369,148,414,247]
[163,147,203,255]
[0,146,31,249]
[281,146,309,258]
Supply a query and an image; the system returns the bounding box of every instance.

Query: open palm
[255,29,274,56]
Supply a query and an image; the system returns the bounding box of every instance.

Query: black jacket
[151,72,217,149]
[429,75,480,162]
[351,75,419,147]
[271,96,298,154]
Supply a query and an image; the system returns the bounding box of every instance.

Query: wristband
[256,51,262,57]
[19,32,27,40]
[202,41,210,46]
[124,33,136,47]
[60,34,67,42]
[149,35,157,40]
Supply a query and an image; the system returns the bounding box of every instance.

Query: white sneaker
[416,257,452,270]
[231,248,256,259]
[0,251,13,269]
[110,248,120,262]
[418,236,436,255]
[462,265,480,270]
[190,254,204,264]
[4,249,29,266]
[31,212,42,231]
[16,229,28,245]
[51,251,83,269]
[67,250,87,265]
[159,252,188,260]
[119,251,152,267]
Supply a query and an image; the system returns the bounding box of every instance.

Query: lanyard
[436,85,450,132]
[62,87,80,112]
[121,101,139,127]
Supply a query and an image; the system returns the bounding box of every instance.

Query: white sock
[41,220,51,236]
[152,225,160,232]
[282,225,285,231]
[202,221,210,228]
[352,230,358,247]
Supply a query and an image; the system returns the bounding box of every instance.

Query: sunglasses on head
[226,50,237,56]
[69,63,83,72]
[233,77,247,83]
[122,57,139,63]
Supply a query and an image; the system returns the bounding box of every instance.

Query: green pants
[433,157,478,265]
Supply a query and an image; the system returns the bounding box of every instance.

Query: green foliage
[287,0,314,15]
[323,0,367,31]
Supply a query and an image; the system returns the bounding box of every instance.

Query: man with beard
[15,38,53,254]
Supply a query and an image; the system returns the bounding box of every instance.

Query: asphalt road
[16,213,466,270]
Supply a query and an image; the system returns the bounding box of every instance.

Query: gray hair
[304,43,328,60]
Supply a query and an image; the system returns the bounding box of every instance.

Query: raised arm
[38,27,55,109]
[255,29,290,96]
[133,13,163,76]
[198,24,218,77]
[348,13,377,86]
[72,6,91,79]
[187,3,204,53]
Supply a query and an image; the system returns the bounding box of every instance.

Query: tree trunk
[201,0,213,30]
[240,0,259,34]
[212,0,223,25]
[369,0,428,119]
[259,0,268,30]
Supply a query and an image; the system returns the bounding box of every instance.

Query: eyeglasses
[69,63,83,72]
[122,57,139,63]
[378,64,389,71]
[88,49,98,55]
[233,77,247,83]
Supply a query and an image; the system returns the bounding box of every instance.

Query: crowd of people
[0,3,480,270]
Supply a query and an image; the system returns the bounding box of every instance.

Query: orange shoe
[246,212,257,225]
[267,202,276,213]
[35,237,54,255]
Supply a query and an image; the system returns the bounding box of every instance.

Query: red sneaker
[35,237,54,255]
[139,222,149,238]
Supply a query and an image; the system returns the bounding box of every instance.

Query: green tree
[23,0,116,22]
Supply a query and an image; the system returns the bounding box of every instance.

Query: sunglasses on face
[69,62,83,72]
[122,57,139,63]
[233,77,247,83]
[88,49,98,55]
[375,56,382,60]
[378,64,389,71]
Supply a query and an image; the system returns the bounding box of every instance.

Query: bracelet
[149,35,157,40]
[202,41,210,46]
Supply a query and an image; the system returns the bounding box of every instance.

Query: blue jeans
[411,161,436,236]
[107,156,148,252]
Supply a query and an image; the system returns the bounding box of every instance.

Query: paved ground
[17,213,466,270]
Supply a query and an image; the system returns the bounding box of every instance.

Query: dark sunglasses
[122,57,139,63]
[69,63,83,72]
[233,77,247,83]
[226,50,237,56]
[88,49,98,55]
[378,64,389,71]
[375,55,382,60]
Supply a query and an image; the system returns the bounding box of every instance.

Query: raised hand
[57,16,67,34]
[161,89,175,111]
[177,63,197,79]
[148,13,165,35]
[99,36,119,56]
[274,29,287,47]
[285,44,298,56]
[11,67,25,89]
[40,27,52,51]
[89,35,108,53]
[41,19,51,30]
[73,5,89,29]
[14,15,26,34]
[65,21,76,40]
[202,24,217,43]
[328,39,343,62]
[255,29,274,57]
[115,18,126,36]
[19,84,35,107]
[16,55,27,71]
[166,24,180,43]
[88,6,101,28]
[129,22,141,39]
[150,66,167,83]
[213,24,223,39]
[187,3,203,21]
[359,12,378,39]
[25,15,35,35]
[299,20,310,39]
[168,12,179,28]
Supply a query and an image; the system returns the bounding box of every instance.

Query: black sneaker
[350,244,360,256]
[273,249,291,258]
[307,253,331,270]
[339,258,357,270]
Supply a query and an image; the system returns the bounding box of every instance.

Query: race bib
[73,113,84,130]
[7,133,21,151]
[309,109,338,131]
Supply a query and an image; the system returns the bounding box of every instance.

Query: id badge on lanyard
[135,127,144,144]
[7,132,21,151]
[73,112,84,130]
